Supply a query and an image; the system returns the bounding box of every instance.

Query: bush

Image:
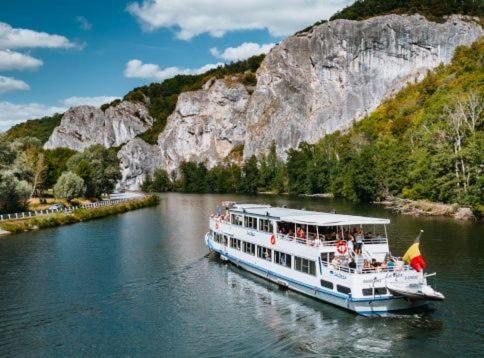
[0,171,31,213]
[54,171,86,202]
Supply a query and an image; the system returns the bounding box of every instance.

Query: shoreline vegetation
[0,195,159,236]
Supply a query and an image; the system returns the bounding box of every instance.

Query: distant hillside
[330,0,483,22]
[5,113,62,145]
[5,55,264,145]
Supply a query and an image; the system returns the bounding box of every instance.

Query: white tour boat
[204,203,444,316]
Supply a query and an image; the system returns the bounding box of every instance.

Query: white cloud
[0,75,29,93]
[0,21,76,50]
[127,0,352,39]
[210,42,275,61]
[124,59,223,81]
[76,16,92,31]
[0,102,66,131]
[0,49,43,71]
[61,96,121,107]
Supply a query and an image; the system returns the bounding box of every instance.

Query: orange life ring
[336,240,347,255]
[215,222,219,230]
[270,235,276,245]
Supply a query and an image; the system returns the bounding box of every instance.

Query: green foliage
[5,114,62,144]
[43,148,77,189]
[66,144,121,198]
[141,169,172,192]
[330,0,483,22]
[0,195,159,233]
[100,99,121,111]
[0,171,31,213]
[54,171,86,201]
[285,40,484,213]
[241,156,259,194]
[127,54,265,144]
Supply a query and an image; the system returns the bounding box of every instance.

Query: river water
[0,193,482,356]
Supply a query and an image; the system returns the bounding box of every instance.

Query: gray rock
[157,77,249,174]
[244,14,483,159]
[44,101,153,151]
[117,138,163,190]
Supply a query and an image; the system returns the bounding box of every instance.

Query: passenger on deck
[349,259,356,269]
[296,227,305,239]
[331,256,340,268]
[287,229,293,237]
[363,259,371,271]
[347,236,355,253]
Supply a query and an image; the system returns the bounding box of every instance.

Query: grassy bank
[0,195,159,235]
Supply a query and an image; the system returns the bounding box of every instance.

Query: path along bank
[0,195,159,235]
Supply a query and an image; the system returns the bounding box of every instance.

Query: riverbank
[0,195,159,235]
[375,196,476,221]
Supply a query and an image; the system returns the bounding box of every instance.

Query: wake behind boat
[204,203,444,315]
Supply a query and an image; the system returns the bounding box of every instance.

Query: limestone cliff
[117,138,162,190]
[42,14,483,189]
[244,14,483,158]
[157,77,249,174]
[44,101,153,151]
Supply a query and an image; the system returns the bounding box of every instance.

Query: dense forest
[143,40,483,215]
[330,0,483,22]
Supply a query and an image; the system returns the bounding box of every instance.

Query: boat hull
[206,238,428,316]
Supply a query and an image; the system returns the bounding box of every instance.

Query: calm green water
[0,193,482,356]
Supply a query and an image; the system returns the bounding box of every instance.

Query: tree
[241,156,259,194]
[66,145,121,198]
[142,169,172,192]
[0,171,31,213]
[53,171,86,202]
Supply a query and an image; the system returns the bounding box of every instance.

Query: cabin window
[257,246,272,261]
[274,250,291,268]
[259,218,273,233]
[242,242,255,256]
[230,237,241,250]
[221,235,228,245]
[214,233,222,243]
[244,216,258,230]
[362,287,387,296]
[320,280,334,289]
[336,285,351,295]
[231,214,243,226]
[294,256,316,276]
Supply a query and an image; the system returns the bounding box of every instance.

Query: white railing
[0,198,138,222]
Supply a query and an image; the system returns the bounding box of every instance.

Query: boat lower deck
[207,236,428,316]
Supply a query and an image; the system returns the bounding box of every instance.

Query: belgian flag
[403,230,427,272]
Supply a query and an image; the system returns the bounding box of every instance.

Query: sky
[0,0,352,130]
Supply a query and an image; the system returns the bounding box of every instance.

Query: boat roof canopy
[228,204,390,226]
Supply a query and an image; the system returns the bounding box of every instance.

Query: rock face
[44,101,153,151]
[157,78,249,173]
[244,14,483,158]
[117,138,163,190]
[42,14,482,189]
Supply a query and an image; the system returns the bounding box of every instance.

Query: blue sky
[0,0,351,130]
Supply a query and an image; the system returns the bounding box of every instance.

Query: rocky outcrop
[157,77,249,173]
[41,14,482,189]
[117,138,163,190]
[244,14,483,158]
[44,101,153,151]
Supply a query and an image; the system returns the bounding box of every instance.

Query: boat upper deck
[228,204,390,226]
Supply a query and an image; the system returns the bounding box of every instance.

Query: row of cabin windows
[320,280,388,296]
[225,235,315,276]
[230,214,273,233]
